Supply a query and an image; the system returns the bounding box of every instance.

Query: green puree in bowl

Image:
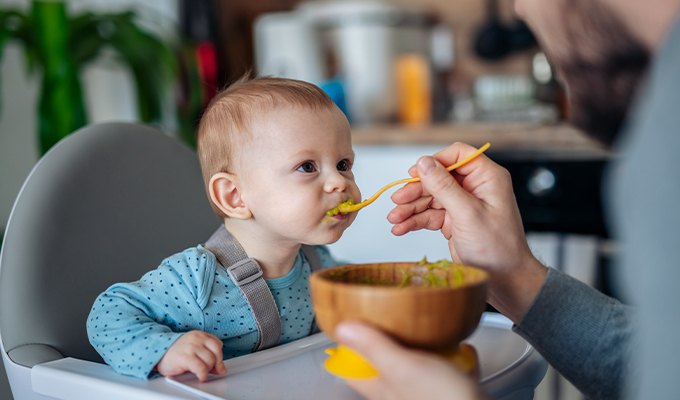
[399,257,466,288]
[328,257,467,288]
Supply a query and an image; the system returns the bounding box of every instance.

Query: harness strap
[204,226,324,350]
[300,245,322,334]
[204,226,281,351]
[301,245,321,273]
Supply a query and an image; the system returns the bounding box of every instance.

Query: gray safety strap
[204,226,281,351]
[301,245,322,334]
[301,245,321,273]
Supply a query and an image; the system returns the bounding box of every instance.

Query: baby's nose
[324,171,348,193]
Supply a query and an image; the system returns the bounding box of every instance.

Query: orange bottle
[395,53,432,126]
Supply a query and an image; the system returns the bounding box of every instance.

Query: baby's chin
[313,231,346,246]
[309,218,356,245]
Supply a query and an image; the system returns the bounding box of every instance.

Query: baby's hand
[156,330,226,381]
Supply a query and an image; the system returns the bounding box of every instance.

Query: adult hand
[156,330,226,381]
[336,322,485,400]
[388,142,547,322]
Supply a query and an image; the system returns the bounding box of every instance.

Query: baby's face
[234,105,361,246]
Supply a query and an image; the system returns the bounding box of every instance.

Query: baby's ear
[208,173,252,219]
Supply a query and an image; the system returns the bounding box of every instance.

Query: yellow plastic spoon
[327,142,491,216]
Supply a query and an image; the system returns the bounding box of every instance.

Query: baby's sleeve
[87,285,183,379]
[86,248,214,379]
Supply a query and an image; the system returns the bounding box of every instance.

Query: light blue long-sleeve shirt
[87,244,338,379]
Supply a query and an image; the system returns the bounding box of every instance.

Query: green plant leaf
[0,12,9,62]
[176,43,205,147]
[0,9,31,54]
[0,11,9,114]
[32,0,87,154]
[1,3,189,152]
[94,14,177,124]
[110,23,162,122]
[69,13,107,65]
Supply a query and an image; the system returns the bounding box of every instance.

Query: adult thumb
[335,322,412,371]
[416,156,472,212]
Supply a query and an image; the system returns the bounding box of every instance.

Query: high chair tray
[32,313,547,400]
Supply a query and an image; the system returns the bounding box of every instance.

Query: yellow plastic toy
[324,345,379,379]
[323,343,479,380]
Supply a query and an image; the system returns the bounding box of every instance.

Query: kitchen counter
[352,122,611,160]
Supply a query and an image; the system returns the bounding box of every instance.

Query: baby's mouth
[329,212,349,221]
[326,199,356,217]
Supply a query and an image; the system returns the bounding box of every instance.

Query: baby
[87,76,361,380]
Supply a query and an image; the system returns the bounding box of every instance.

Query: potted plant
[0,0,182,154]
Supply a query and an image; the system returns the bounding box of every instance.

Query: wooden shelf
[351,122,611,160]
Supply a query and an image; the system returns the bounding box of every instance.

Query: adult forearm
[486,257,548,324]
[513,268,633,400]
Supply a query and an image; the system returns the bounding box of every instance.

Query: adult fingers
[387,195,435,224]
[393,142,485,205]
[335,322,415,373]
[415,156,477,215]
[390,209,447,236]
[391,180,425,205]
[431,142,481,174]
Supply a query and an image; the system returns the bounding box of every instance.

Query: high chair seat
[0,122,219,399]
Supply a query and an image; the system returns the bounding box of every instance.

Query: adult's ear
[208,172,252,219]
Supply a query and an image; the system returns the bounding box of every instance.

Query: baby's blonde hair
[197,74,335,218]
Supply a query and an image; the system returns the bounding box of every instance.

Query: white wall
[0,43,38,236]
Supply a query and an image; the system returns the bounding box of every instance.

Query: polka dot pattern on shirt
[86,245,339,379]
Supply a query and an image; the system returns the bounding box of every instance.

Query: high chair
[0,122,220,399]
[0,122,548,400]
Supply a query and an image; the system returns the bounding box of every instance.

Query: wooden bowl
[310,262,488,351]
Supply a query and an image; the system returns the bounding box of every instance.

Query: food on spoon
[324,143,491,218]
[326,199,357,216]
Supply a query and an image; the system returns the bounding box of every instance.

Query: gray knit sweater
[513,16,680,400]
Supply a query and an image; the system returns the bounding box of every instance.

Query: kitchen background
[0,1,617,399]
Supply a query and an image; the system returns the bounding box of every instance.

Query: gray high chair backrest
[0,122,219,396]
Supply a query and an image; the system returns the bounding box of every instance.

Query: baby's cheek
[352,184,362,200]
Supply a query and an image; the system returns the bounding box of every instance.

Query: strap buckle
[226,259,263,287]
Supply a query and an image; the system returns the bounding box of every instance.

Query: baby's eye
[337,159,352,172]
[297,161,317,173]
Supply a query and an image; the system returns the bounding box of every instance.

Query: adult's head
[514,0,658,146]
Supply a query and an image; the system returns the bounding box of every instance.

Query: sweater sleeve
[86,247,216,379]
[513,267,634,400]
